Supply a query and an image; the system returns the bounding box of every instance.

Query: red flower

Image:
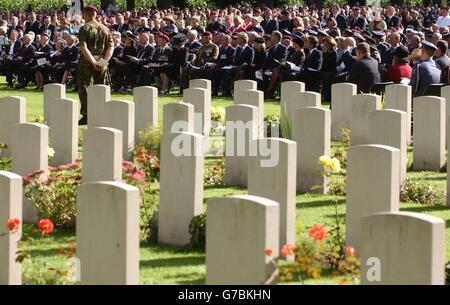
[38,219,54,234]
[309,224,327,242]
[346,246,356,257]
[7,218,20,233]
[264,248,273,256]
[280,244,296,258]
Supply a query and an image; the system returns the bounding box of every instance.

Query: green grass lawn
[1,77,450,285]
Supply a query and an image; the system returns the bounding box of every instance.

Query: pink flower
[264,249,273,256]
[57,164,71,170]
[128,169,145,182]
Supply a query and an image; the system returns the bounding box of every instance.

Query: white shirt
[436,15,450,27]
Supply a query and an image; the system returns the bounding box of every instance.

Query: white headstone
[87,85,110,128]
[284,91,321,121]
[77,181,140,285]
[413,96,445,171]
[105,100,135,160]
[293,107,331,193]
[83,127,122,183]
[133,86,158,142]
[331,83,357,140]
[159,132,204,246]
[0,96,26,157]
[11,123,48,224]
[183,88,211,151]
[385,84,412,145]
[234,89,264,135]
[206,195,279,284]
[189,79,211,92]
[49,98,78,166]
[225,104,258,187]
[346,144,400,251]
[163,102,194,133]
[0,171,22,285]
[234,80,257,92]
[360,211,445,285]
[44,83,66,126]
[368,109,407,184]
[350,94,381,145]
[248,138,296,256]
[280,81,305,114]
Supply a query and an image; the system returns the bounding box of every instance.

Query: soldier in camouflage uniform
[77,5,114,125]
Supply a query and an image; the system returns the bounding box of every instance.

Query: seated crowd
[1,3,450,99]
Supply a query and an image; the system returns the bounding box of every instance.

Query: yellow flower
[34,116,45,124]
[319,155,332,167]
[319,155,341,174]
[48,147,55,157]
[330,157,341,173]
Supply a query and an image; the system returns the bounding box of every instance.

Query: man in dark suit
[3,30,22,57]
[385,6,402,29]
[185,30,202,57]
[7,16,20,39]
[261,8,278,35]
[124,32,155,89]
[410,41,441,97]
[335,36,356,82]
[5,34,36,88]
[292,35,323,91]
[347,42,381,93]
[24,12,42,36]
[205,11,227,34]
[211,34,235,96]
[112,14,131,34]
[264,30,288,98]
[40,16,56,41]
[219,32,254,97]
[349,7,367,30]
[278,10,294,32]
[112,31,137,91]
[332,5,349,31]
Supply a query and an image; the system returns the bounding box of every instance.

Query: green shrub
[140,190,160,243]
[204,157,225,186]
[0,143,12,171]
[264,114,281,138]
[400,178,442,205]
[23,160,155,241]
[188,212,206,251]
[137,123,162,159]
[280,104,292,140]
[446,261,450,285]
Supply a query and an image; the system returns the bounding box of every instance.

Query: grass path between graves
[2,77,450,284]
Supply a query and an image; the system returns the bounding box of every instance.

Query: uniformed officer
[410,41,441,97]
[77,5,114,125]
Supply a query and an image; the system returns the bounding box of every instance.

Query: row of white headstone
[153,79,447,284]
[0,79,448,285]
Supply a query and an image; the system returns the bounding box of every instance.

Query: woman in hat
[161,15,179,35]
[159,34,188,94]
[384,45,412,83]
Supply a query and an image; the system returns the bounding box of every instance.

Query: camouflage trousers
[77,62,111,117]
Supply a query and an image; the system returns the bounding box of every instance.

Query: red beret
[84,5,99,14]
[202,31,212,37]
